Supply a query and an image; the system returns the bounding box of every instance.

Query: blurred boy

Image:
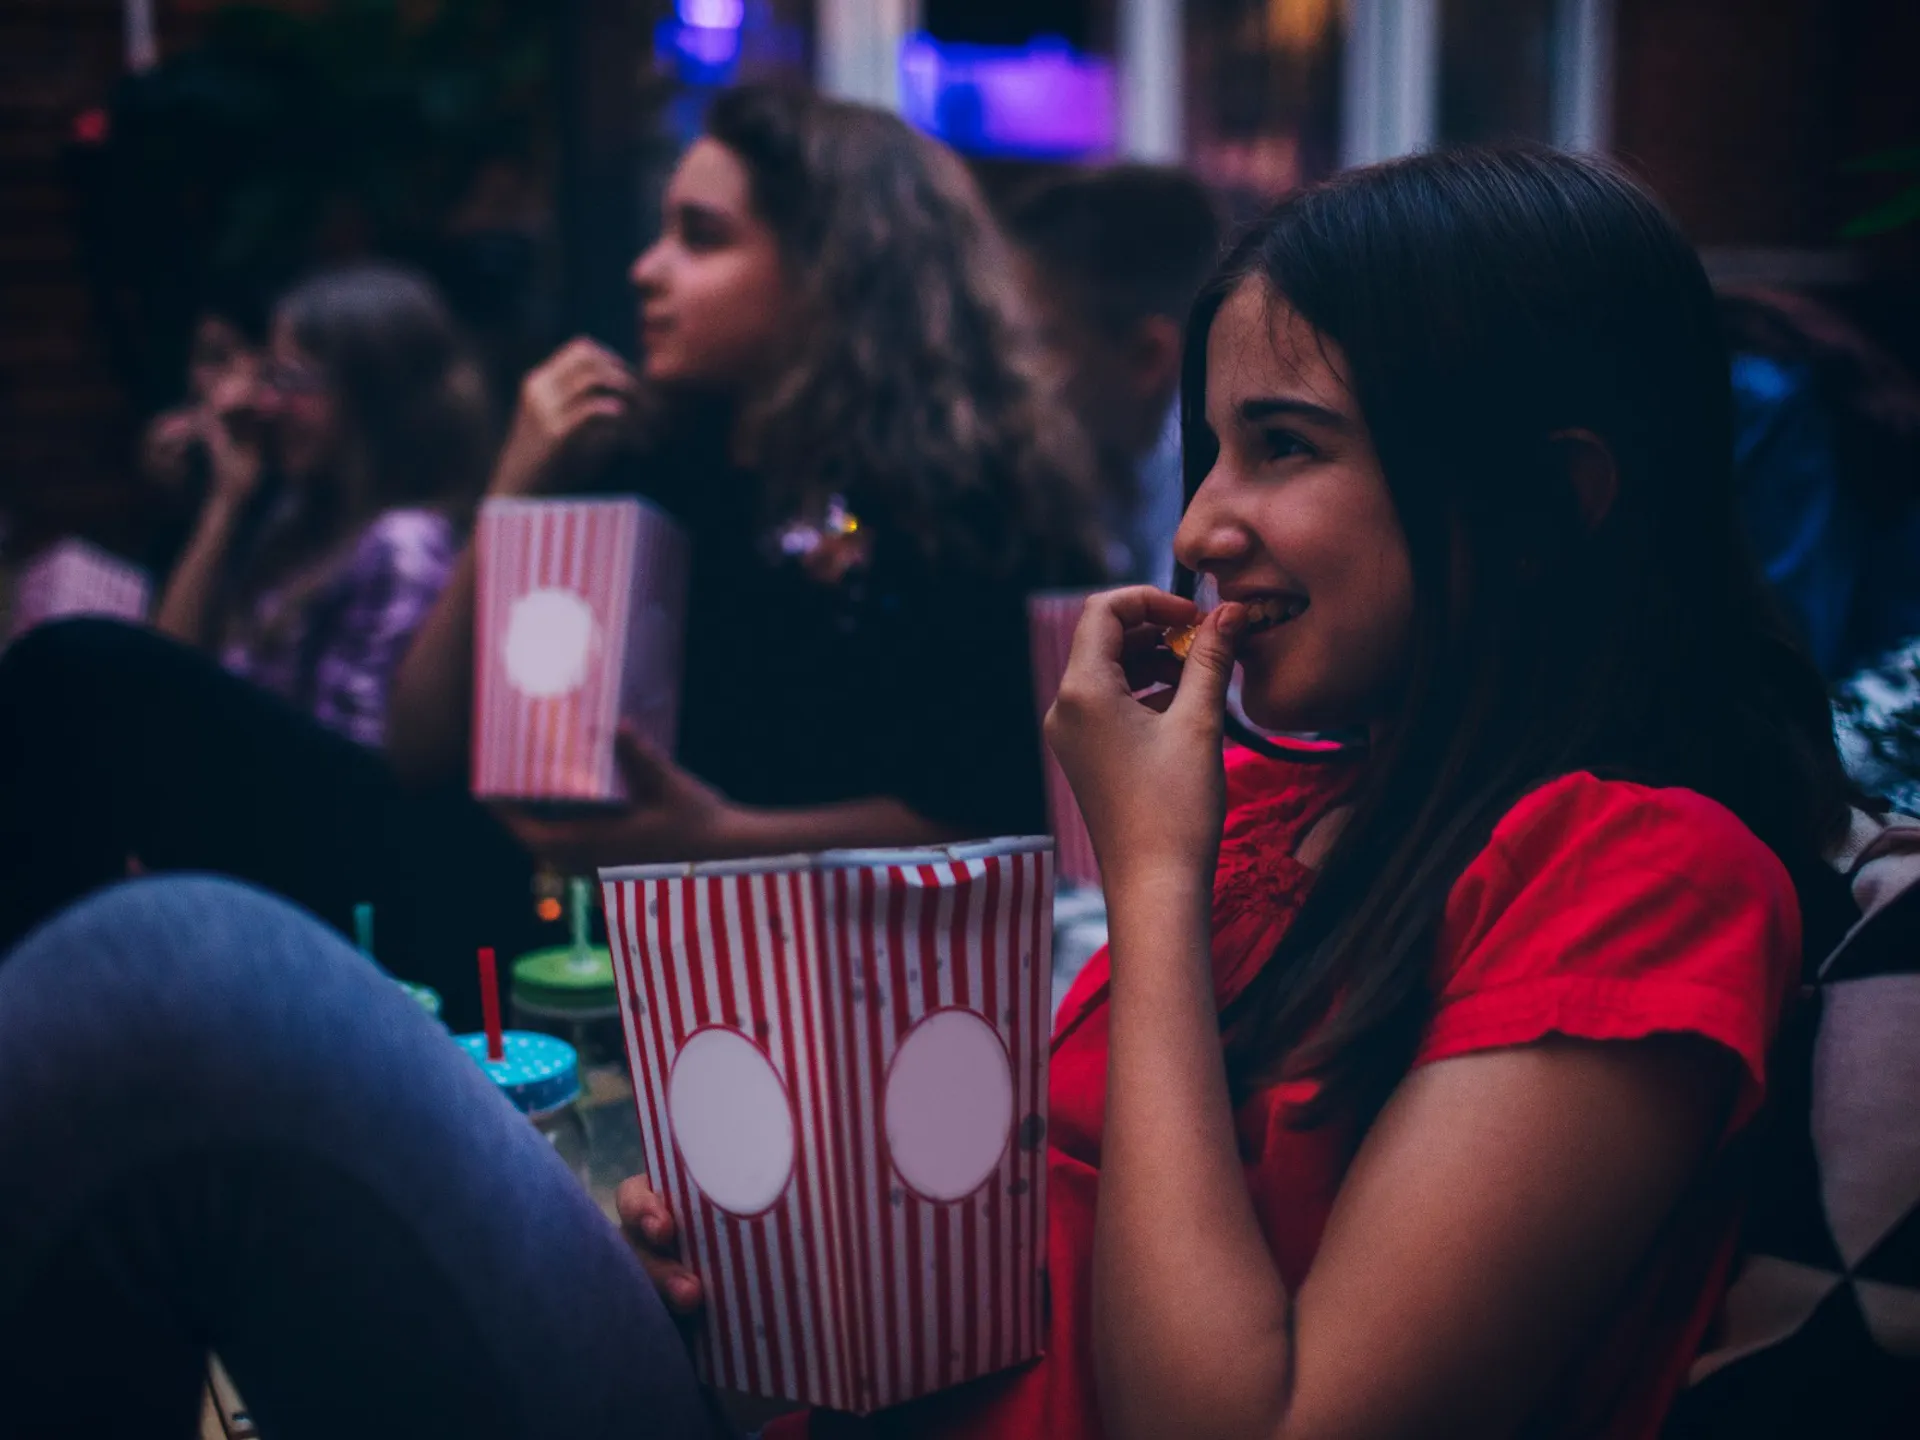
[1007,165,1220,585]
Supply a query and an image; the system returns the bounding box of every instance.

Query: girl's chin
[1235,678,1350,739]
[1236,692,1311,735]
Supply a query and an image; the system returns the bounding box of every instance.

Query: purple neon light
[899,33,1116,159]
[676,0,743,28]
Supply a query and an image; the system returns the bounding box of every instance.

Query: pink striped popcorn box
[600,837,1054,1413]
[472,496,689,802]
[1026,590,1101,889]
[8,539,150,640]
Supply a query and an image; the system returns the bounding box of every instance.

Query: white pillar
[1340,0,1440,168]
[124,0,158,73]
[816,0,919,112]
[1119,0,1184,162]
[1552,0,1614,152]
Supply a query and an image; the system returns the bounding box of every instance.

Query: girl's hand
[616,1175,706,1321]
[140,407,204,492]
[201,416,263,510]
[190,368,268,510]
[1044,587,1246,889]
[491,338,645,497]
[493,726,734,872]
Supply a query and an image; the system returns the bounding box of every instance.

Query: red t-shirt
[779,744,1799,1440]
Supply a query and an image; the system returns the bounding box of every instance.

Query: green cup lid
[511,944,617,1014]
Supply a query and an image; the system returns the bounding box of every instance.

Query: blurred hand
[201,370,267,509]
[491,338,645,497]
[139,407,205,493]
[1044,587,1242,889]
[494,726,733,872]
[617,1174,706,1323]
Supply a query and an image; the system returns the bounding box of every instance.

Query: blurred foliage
[1843,145,1920,240]
[70,0,553,407]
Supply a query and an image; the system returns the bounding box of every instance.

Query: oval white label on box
[885,1009,1013,1202]
[503,588,596,699]
[669,1027,795,1215]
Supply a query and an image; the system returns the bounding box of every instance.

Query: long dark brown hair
[703,85,1103,583]
[274,262,492,516]
[234,263,490,639]
[1185,148,1855,1124]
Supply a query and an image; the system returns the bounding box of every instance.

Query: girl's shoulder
[1468,771,1794,906]
[356,506,458,550]
[1423,772,1801,1124]
[349,507,460,573]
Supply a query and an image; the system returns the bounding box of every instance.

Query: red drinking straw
[478,946,505,1062]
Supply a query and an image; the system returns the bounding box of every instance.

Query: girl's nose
[630,243,667,295]
[1173,467,1255,578]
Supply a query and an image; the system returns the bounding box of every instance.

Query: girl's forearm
[384,544,478,785]
[154,496,245,647]
[1094,868,1295,1440]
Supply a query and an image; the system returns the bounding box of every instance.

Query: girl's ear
[1126,314,1185,407]
[1548,429,1620,531]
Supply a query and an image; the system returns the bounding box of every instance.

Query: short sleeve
[1415,773,1800,1129]
[306,509,459,747]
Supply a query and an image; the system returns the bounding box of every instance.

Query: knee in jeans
[39,872,322,964]
[0,877,392,1171]
[12,876,354,1048]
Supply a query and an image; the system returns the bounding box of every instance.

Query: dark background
[2,0,1916,558]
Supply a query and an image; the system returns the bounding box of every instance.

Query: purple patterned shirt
[222,508,459,747]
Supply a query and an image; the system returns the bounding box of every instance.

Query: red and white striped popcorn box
[1026,590,1101,889]
[600,836,1055,1413]
[472,496,689,802]
[8,539,150,641]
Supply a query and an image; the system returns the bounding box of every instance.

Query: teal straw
[570,877,592,968]
[354,899,443,1022]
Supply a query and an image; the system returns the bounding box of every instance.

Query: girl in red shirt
[626,146,1856,1438]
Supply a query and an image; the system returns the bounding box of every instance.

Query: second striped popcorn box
[472,496,689,802]
[1026,590,1101,890]
[7,539,150,642]
[601,838,1055,1413]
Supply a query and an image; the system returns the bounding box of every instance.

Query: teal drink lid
[455,1030,581,1117]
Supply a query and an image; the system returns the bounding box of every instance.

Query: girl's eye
[1261,428,1313,463]
[678,213,727,251]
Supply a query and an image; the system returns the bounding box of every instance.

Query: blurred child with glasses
[152,263,493,746]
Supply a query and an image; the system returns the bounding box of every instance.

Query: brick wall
[5,0,1917,556]
[0,0,142,553]
[1612,0,1920,346]
[0,0,301,555]
[0,0,558,559]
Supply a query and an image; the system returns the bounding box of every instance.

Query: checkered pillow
[1666,813,1920,1437]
